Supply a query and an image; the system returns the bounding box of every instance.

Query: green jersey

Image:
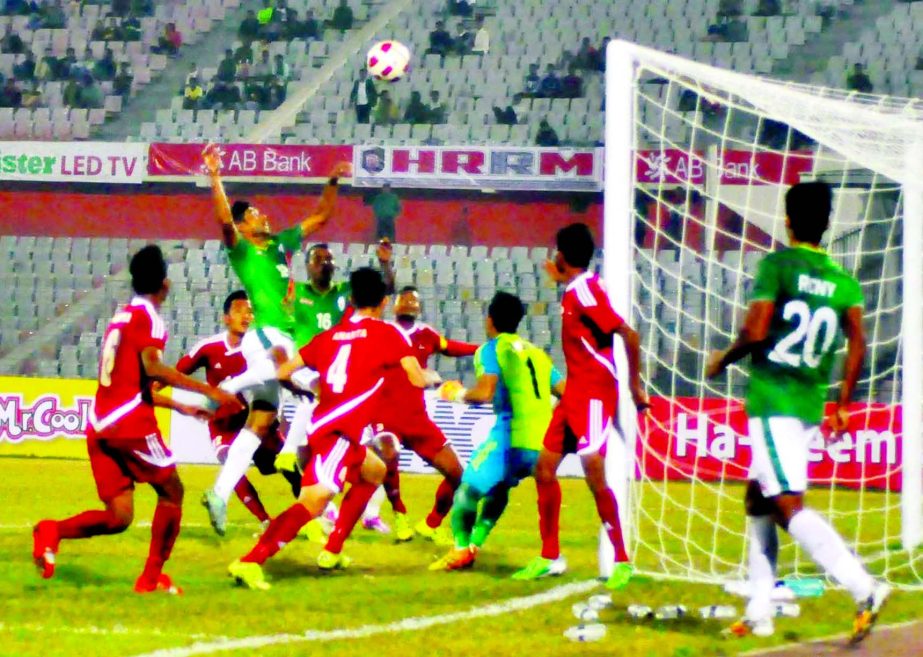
[745,245,864,423]
[475,333,563,451]
[292,280,351,346]
[225,226,302,334]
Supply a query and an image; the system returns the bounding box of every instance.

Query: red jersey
[560,272,624,395]
[175,332,247,439]
[90,297,168,439]
[299,314,413,442]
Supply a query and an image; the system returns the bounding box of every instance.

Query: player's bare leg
[322,451,387,566]
[33,491,134,580]
[414,446,462,546]
[513,448,568,580]
[363,435,400,536]
[582,451,632,590]
[135,472,184,595]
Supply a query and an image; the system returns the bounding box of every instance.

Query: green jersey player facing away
[707,181,889,643]
[200,144,352,535]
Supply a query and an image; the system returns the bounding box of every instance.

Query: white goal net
[603,41,923,589]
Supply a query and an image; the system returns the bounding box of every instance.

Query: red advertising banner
[147,143,353,178]
[636,149,706,185]
[636,149,815,186]
[639,397,901,491]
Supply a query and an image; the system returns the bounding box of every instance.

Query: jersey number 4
[768,300,838,369]
[327,345,351,393]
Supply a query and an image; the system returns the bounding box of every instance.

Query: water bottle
[572,602,599,622]
[655,605,688,620]
[773,602,801,618]
[587,594,613,610]
[698,605,738,619]
[627,604,654,619]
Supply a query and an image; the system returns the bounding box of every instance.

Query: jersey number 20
[768,300,838,369]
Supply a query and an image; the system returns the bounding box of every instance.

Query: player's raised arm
[204,145,238,249]
[439,335,479,358]
[299,161,352,238]
[829,305,867,435]
[706,300,775,379]
[141,346,242,411]
[400,355,430,388]
[375,238,396,293]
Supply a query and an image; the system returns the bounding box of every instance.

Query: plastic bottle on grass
[654,605,688,620]
[627,604,653,619]
[698,605,737,619]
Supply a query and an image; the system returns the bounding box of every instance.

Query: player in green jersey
[200,145,351,535]
[707,182,889,643]
[430,292,565,571]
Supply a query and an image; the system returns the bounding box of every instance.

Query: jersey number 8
[768,300,838,369]
[99,329,122,387]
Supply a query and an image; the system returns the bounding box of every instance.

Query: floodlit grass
[0,457,920,657]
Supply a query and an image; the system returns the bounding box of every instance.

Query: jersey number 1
[327,345,351,393]
[768,300,838,369]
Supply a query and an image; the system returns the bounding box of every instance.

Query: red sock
[235,477,270,523]
[325,481,377,554]
[384,458,407,515]
[141,501,182,582]
[537,478,562,560]
[56,509,125,539]
[425,478,456,529]
[594,488,629,563]
[242,503,312,565]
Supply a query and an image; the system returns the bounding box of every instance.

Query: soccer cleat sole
[201,492,227,537]
[849,582,891,645]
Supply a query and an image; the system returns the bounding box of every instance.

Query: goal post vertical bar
[599,40,638,577]
[901,146,923,551]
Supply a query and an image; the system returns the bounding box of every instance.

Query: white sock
[281,399,312,455]
[788,508,875,602]
[220,358,277,395]
[324,501,338,519]
[745,515,778,622]
[363,486,386,519]
[213,429,262,502]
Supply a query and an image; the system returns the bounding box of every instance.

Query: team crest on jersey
[300,298,314,306]
[337,296,346,311]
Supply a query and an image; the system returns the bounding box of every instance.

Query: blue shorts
[463,424,538,495]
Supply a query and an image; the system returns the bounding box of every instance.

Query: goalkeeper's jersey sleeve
[225,227,302,335]
[745,245,864,424]
[494,333,560,451]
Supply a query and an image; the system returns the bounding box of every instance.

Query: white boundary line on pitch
[0,522,212,530]
[0,622,228,642]
[738,619,922,656]
[129,579,599,657]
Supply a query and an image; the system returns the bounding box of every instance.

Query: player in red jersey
[32,245,243,593]
[228,267,432,589]
[359,285,478,544]
[512,223,649,590]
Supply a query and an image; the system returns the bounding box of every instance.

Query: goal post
[602,40,923,588]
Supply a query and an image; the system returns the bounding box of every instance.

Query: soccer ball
[367,40,411,82]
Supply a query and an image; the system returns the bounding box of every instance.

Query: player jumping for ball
[513,223,648,590]
[200,145,351,536]
[707,181,890,642]
[32,246,242,593]
[228,268,431,589]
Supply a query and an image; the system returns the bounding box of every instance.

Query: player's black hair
[307,242,330,258]
[350,267,387,309]
[399,285,418,295]
[785,181,832,245]
[488,291,526,334]
[556,222,595,269]
[223,289,248,314]
[129,244,167,295]
[231,200,251,224]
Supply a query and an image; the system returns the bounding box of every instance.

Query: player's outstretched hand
[824,403,850,445]
[330,161,352,179]
[437,380,466,402]
[376,238,393,263]
[202,144,222,176]
[631,385,650,413]
[423,368,443,388]
[705,349,727,379]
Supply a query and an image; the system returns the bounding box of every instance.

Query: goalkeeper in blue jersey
[430,291,565,571]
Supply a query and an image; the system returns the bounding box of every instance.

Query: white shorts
[747,417,818,497]
[240,327,296,407]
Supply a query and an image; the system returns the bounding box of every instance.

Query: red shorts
[371,413,448,463]
[87,427,176,503]
[301,433,367,494]
[543,393,616,456]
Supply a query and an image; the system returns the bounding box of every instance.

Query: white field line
[129,579,599,657]
[0,522,212,530]
[0,621,227,642]
[738,619,922,655]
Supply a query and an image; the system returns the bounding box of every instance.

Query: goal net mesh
[609,43,922,589]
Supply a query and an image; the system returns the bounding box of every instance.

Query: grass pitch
[0,457,920,657]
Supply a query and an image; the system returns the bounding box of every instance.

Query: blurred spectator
[103,16,126,40]
[91,19,107,40]
[370,183,401,241]
[36,46,60,80]
[523,63,540,96]
[493,104,517,125]
[111,0,129,16]
[718,0,742,17]
[122,12,141,41]
[183,76,205,109]
[538,64,562,98]
[114,62,133,96]
[1,25,24,55]
[13,51,36,81]
[329,0,353,31]
[273,53,290,81]
[259,2,284,41]
[241,90,261,111]
[454,19,473,55]
[252,49,272,80]
[239,9,260,42]
[283,8,308,40]
[217,49,238,83]
[596,36,610,71]
[63,75,81,107]
[448,0,472,17]
[404,90,428,124]
[557,50,575,73]
[426,21,453,56]
[349,68,377,123]
[264,76,286,109]
[40,0,66,29]
[20,79,41,108]
[561,64,583,98]
[71,47,93,80]
[0,78,21,108]
[205,78,241,110]
[93,48,117,81]
[130,0,153,15]
[373,89,399,125]
[574,37,598,70]
[61,47,77,78]
[234,41,254,65]
[155,22,182,56]
[471,16,489,55]
[302,9,320,39]
[184,63,200,86]
[80,76,104,109]
[535,118,559,146]
[427,90,447,123]
[753,0,781,16]
[847,63,873,93]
